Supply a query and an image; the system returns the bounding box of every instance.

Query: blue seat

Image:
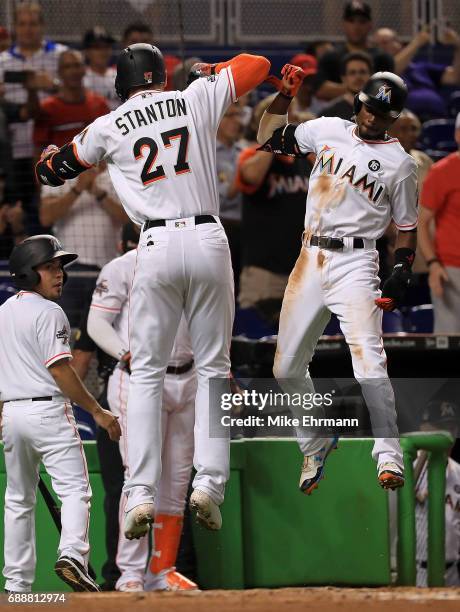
[420,119,455,151]
[72,404,97,440]
[382,310,404,333]
[405,304,434,333]
[233,307,278,339]
[0,281,16,306]
[424,149,450,162]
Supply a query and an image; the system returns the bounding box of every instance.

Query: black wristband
[278,91,294,100]
[426,257,439,267]
[394,247,415,270]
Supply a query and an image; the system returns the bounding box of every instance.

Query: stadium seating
[448,91,460,118]
[420,119,455,152]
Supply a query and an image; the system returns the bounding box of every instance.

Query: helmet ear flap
[353,94,362,116]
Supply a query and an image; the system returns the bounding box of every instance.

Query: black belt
[419,560,455,569]
[166,360,194,375]
[143,215,217,231]
[309,235,364,249]
[6,396,53,403]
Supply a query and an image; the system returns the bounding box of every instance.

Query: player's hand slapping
[94,408,122,442]
[265,63,306,98]
[375,248,415,311]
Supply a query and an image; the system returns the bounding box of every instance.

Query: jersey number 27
[133,126,190,185]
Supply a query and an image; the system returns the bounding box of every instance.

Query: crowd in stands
[1,0,460,335]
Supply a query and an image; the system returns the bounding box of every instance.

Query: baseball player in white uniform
[258,67,418,494]
[415,401,460,587]
[87,225,197,592]
[35,44,271,537]
[0,235,121,593]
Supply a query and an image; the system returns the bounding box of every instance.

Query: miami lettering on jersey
[115,98,187,136]
[312,145,385,204]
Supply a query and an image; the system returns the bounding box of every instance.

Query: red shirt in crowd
[421,152,460,268]
[34,90,109,150]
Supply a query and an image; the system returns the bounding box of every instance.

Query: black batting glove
[375,248,415,312]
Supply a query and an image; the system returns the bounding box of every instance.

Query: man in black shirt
[320,51,372,121]
[313,1,394,101]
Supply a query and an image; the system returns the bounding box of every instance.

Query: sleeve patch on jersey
[94,279,109,296]
[56,325,70,344]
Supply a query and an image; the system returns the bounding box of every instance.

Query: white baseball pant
[2,399,91,592]
[108,365,196,587]
[123,217,234,511]
[273,241,403,469]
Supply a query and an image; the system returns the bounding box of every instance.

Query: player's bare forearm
[395,228,417,252]
[267,93,293,116]
[49,359,121,440]
[49,359,101,415]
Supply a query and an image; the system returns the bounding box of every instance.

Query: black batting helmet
[115,43,166,102]
[354,71,408,119]
[9,235,78,290]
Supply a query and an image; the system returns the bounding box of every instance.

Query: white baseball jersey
[72,67,237,224]
[0,291,72,401]
[294,117,418,239]
[0,41,68,159]
[90,249,193,366]
[416,457,460,564]
[83,67,119,111]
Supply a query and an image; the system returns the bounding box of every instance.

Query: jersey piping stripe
[352,127,398,145]
[72,142,92,168]
[91,303,121,313]
[64,402,91,546]
[45,351,72,366]
[225,67,237,103]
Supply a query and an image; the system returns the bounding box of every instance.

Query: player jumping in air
[258,67,418,495]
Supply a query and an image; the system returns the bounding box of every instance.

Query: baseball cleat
[189,489,222,530]
[117,580,144,592]
[124,503,155,540]
[166,570,199,591]
[378,462,405,490]
[299,436,339,495]
[54,556,100,592]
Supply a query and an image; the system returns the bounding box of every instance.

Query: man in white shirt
[0,235,120,592]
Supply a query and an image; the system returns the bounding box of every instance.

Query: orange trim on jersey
[90,303,121,312]
[164,133,192,176]
[45,352,72,366]
[65,402,91,545]
[215,54,271,99]
[352,127,398,145]
[72,142,93,168]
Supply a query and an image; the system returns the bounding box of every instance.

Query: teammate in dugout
[35,44,271,537]
[258,66,418,494]
[0,235,121,593]
[87,223,197,592]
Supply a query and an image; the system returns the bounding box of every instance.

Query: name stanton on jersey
[312,145,385,204]
[115,97,188,136]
